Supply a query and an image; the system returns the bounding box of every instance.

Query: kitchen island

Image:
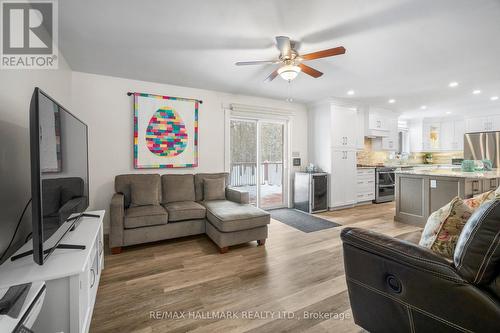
[395,168,500,226]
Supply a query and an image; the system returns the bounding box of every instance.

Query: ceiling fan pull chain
[287,80,293,103]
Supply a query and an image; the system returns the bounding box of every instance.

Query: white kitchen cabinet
[356,168,375,202]
[372,115,398,151]
[356,108,366,150]
[440,120,455,151]
[410,119,463,152]
[491,115,500,131]
[441,119,464,151]
[409,120,423,152]
[466,115,500,132]
[409,118,466,152]
[308,100,359,209]
[368,110,389,131]
[331,105,357,149]
[453,119,465,150]
[330,149,357,207]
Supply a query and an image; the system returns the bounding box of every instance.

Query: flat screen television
[28,87,89,265]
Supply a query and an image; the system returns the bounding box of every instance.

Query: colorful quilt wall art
[134,93,198,168]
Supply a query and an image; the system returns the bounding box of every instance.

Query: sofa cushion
[419,196,474,259]
[131,181,160,207]
[203,200,270,232]
[194,173,229,202]
[163,201,206,222]
[454,199,500,285]
[161,174,195,203]
[203,178,226,201]
[115,174,161,208]
[124,205,168,229]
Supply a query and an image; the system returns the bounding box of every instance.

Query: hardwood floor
[90,203,421,333]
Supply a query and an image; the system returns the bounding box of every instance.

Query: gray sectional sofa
[109,173,270,254]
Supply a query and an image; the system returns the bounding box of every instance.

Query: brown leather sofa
[341,199,500,333]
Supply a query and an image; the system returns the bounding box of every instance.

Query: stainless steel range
[374,167,396,203]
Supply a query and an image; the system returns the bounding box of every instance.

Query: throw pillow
[463,190,495,209]
[419,197,474,259]
[130,181,159,206]
[203,178,226,201]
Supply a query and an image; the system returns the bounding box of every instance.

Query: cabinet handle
[472,181,480,192]
[90,268,96,288]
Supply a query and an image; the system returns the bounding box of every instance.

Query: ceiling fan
[235,36,346,82]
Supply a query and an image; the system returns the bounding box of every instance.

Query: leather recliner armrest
[341,227,500,333]
[341,227,462,281]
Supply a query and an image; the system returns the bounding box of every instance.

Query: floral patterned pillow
[419,197,474,259]
[463,190,495,209]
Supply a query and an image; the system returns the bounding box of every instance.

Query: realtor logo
[1,0,58,69]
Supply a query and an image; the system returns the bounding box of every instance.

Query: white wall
[70,72,308,232]
[0,57,72,262]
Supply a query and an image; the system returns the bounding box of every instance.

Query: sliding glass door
[259,122,285,209]
[230,119,258,205]
[229,118,287,209]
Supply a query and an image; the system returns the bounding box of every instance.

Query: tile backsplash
[356,138,464,165]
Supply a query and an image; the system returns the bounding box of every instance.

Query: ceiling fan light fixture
[278,64,301,81]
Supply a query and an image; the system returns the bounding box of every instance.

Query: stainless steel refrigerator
[464,131,500,168]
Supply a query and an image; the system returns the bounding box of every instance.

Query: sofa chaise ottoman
[204,200,270,253]
[109,173,270,254]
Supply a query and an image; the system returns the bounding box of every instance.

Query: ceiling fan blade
[235,60,278,66]
[276,36,292,58]
[264,69,279,82]
[301,46,346,61]
[299,63,323,78]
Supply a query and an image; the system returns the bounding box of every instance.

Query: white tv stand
[0,210,105,333]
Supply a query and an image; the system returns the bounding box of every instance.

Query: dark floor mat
[269,208,340,233]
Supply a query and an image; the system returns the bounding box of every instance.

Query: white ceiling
[59,0,500,119]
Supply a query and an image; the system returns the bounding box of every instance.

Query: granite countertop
[357,164,455,169]
[395,168,500,179]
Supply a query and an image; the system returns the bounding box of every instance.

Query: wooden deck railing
[230,162,283,187]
